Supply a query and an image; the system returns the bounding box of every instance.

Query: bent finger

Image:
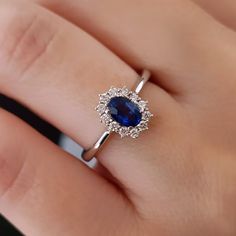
[0,108,134,235]
[32,0,236,94]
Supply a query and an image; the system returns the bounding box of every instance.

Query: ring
[82,69,153,162]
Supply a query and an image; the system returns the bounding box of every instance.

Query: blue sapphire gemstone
[107,96,142,127]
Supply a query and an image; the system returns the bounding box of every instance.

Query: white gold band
[82,69,151,162]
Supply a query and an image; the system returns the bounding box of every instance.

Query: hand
[0,0,236,235]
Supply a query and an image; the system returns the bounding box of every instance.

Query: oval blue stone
[107,96,142,127]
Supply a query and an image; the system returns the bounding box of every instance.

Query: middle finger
[33,0,236,94]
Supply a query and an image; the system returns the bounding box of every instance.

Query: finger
[32,0,236,94]
[0,0,169,147]
[193,0,236,31]
[0,0,175,202]
[0,108,134,235]
[0,1,168,146]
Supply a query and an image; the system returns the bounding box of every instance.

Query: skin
[0,0,236,235]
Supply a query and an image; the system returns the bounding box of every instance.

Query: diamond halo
[96,87,153,138]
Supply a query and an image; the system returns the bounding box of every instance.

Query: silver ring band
[82,69,151,162]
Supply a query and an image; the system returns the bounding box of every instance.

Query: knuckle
[0,2,58,80]
[0,109,35,204]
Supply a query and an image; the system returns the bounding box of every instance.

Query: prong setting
[96,87,153,138]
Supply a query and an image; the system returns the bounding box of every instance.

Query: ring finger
[0,0,174,201]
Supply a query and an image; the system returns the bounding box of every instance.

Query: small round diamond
[96,87,153,138]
